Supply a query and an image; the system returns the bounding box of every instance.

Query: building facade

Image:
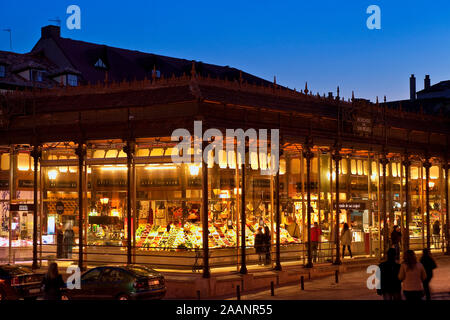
[0,71,449,275]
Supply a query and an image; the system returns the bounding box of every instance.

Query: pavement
[227,254,450,300]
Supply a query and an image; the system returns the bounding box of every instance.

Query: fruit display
[135,219,301,250]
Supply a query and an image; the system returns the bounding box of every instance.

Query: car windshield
[0,265,33,276]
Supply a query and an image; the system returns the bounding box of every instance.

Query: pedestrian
[398,250,427,301]
[263,225,271,265]
[340,223,352,259]
[432,220,440,249]
[63,222,75,259]
[311,222,322,263]
[56,223,64,259]
[254,227,265,265]
[41,262,65,300]
[390,225,402,261]
[420,249,437,300]
[378,248,402,300]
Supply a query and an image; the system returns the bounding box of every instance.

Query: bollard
[197,290,201,300]
[236,285,241,300]
[300,275,304,290]
[335,270,339,283]
[270,281,274,296]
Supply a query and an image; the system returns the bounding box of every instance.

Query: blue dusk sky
[1,0,449,101]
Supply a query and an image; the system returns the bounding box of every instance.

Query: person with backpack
[420,249,437,300]
[378,248,402,300]
[432,220,441,249]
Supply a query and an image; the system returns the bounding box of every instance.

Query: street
[232,256,450,300]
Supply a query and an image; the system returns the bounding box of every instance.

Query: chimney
[41,25,60,39]
[328,92,333,99]
[409,74,416,101]
[424,75,430,90]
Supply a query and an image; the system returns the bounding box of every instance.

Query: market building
[0,26,449,277]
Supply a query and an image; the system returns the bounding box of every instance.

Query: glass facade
[1,140,448,268]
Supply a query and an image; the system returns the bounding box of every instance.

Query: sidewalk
[11,250,449,299]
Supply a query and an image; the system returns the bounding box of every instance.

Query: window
[67,74,78,86]
[81,268,102,282]
[0,65,5,77]
[31,69,43,82]
[152,69,161,78]
[94,59,107,68]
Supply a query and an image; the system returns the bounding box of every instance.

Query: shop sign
[10,204,35,211]
[0,180,8,188]
[97,179,126,187]
[220,178,236,188]
[49,181,77,188]
[253,179,270,188]
[140,178,179,187]
[18,180,34,188]
[56,201,65,215]
[353,116,372,136]
[334,202,366,210]
[187,178,201,187]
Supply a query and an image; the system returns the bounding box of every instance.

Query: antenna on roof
[2,28,12,51]
[49,17,61,27]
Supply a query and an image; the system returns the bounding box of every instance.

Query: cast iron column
[240,158,247,274]
[75,143,86,270]
[332,148,342,265]
[201,142,210,278]
[274,169,282,271]
[402,156,411,253]
[31,145,41,269]
[380,154,389,258]
[423,158,431,249]
[304,146,314,268]
[445,162,449,255]
[123,141,135,265]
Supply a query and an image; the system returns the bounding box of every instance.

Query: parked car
[0,264,44,300]
[61,264,166,300]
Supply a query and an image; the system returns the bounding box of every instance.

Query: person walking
[340,223,352,259]
[311,222,322,263]
[432,220,441,249]
[398,250,427,300]
[63,222,75,259]
[420,249,437,300]
[378,248,402,300]
[390,225,402,261]
[263,225,271,266]
[56,223,64,259]
[41,262,65,300]
[254,227,265,265]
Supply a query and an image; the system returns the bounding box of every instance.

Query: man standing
[311,222,321,263]
[391,225,402,261]
[432,220,441,249]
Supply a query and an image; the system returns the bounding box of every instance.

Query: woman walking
[41,262,65,300]
[420,249,437,300]
[340,223,352,259]
[398,250,427,300]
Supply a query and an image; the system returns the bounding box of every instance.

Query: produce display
[135,220,301,250]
